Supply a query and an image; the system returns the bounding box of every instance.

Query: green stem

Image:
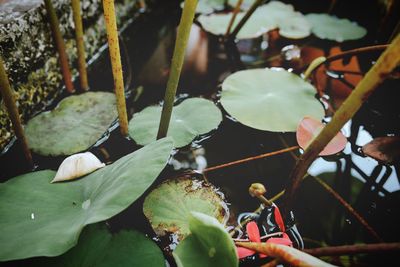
[303,56,326,80]
[225,0,244,37]
[156,0,198,139]
[72,0,89,91]
[283,35,400,214]
[44,0,75,93]
[103,0,129,136]
[0,57,33,166]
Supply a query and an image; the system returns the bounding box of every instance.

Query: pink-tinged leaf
[362,136,400,164]
[246,222,261,243]
[267,233,293,247]
[237,246,256,259]
[296,116,347,156]
[273,206,286,232]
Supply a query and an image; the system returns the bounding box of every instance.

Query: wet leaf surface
[362,136,400,164]
[129,97,222,147]
[0,138,173,261]
[25,92,118,156]
[221,68,325,132]
[143,177,228,240]
[173,212,238,267]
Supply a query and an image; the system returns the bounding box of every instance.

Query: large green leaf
[220,68,325,132]
[173,212,238,267]
[42,224,165,267]
[143,177,228,240]
[305,13,367,42]
[0,138,173,261]
[25,92,118,156]
[129,98,222,147]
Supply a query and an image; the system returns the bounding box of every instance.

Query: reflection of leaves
[362,136,400,164]
[0,138,173,261]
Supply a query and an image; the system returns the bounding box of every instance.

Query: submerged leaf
[143,177,229,240]
[221,68,325,132]
[42,224,165,267]
[52,152,105,183]
[129,97,222,147]
[173,212,238,267]
[25,92,118,156]
[362,136,400,164]
[0,138,173,261]
[305,13,367,42]
[296,116,347,156]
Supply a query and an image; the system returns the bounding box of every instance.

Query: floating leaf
[25,92,118,156]
[173,212,238,267]
[305,13,367,42]
[41,224,165,267]
[221,68,325,132]
[296,116,347,156]
[278,12,311,39]
[129,98,222,148]
[362,136,400,164]
[52,152,105,183]
[0,138,173,261]
[143,177,228,240]
[182,0,225,14]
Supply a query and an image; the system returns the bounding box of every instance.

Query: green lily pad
[43,224,165,267]
[25,92,118,156]
[220,68,325,132]
[278,12,311,39]
[305,13,367,42]
[143,177,229,240]
[129,97,222,148]
[0,138,173,261]
[173,212,238,267]
[182,0,225,14]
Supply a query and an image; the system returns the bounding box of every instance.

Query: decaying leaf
[51,152,105,183]
[362,136,400,164]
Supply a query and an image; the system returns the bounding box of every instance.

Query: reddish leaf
[246,221,261,243]
[362,136,400,164]
[296,116,347,156]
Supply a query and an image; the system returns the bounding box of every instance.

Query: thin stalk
[44,0,75,93]
[303,56,326,80]
[156,0,198,139]
[204,146,298,172]
[103,0,129,136]
[229,0,266,40]
[225,0,244,37]
[283,35,400,214]
[304,243,400,257]
[0,57,33,166]
[71,0,89,90]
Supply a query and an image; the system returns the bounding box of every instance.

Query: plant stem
[156,0,198,139]
[311,175,383,242]
[225,0,244,37]
[103,0,129,136]
[44,0,75,93]
[229,0,266,40]
[71,0,89,91]
[303,56,326,80]
[0,57,33,166]
[283,35,400,214]
[304,243,400,257]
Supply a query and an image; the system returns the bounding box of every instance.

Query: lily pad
[220,68,325,132]
[143,177,229,240]
[182,0,225,14]
[129,97,222,148]
[25,92,118,156]
[361,136,400,164]
[173,212,238,267]
[44,224,165,267]
[0,138,173,261]
[305,13,367,42]
[278,12,311,39]
[296,116,347,156]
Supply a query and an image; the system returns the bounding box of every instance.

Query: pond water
[1,1,399,266]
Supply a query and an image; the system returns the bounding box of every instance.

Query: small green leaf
[25,92,118,156]
[221,68,325,132]
[129,97,222,147]
[143,177,228,240]
[305,13,367,42]
[0,138,173,261]
[173,212,238,267]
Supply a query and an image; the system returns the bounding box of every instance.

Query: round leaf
[173,212,238,267]
[305,13,367,42]
[129,98,222,147]
[0,138,173,261]
[25,92,118,156]
[220,68,325,132]
[143,177,228,240]
[296,116,347,156]
[278,12,311,39]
